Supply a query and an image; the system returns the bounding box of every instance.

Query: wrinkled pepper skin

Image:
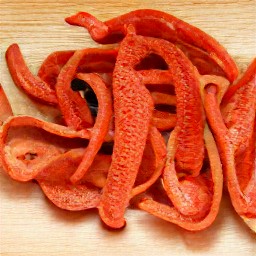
[204,59,256,226]
[138,125,223,231]
[65,9,238,82]
[98,29,205,228]
[0,85,13,125]
[5,44,58,105]
[38,49,117,87]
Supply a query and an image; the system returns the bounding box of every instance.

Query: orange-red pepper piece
[138,125,223,231]
[204,61,256,222]
[37,49,117,87]
[65,9,238,82]
[37,150,108,211]
[98,30,205,228]
[5,44,58,105]
[0,85,13,125]
[70,73,113,184]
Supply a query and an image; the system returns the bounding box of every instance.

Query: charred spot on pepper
[134,53,169,71]
[71,78,99,116]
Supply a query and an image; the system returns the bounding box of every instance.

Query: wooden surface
[0,0,256,255]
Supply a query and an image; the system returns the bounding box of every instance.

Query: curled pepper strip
[37,48,117,87]
[70,73,113,184]
[152,111,176,131]
[37,150,109,211]
[98,30,205,228]
[5,44,58,105]
[222,58,256,104]
[0,116,91,182]
[98,32,154,229]
[65,9,238,82]
[138,125,223,231]
[0,84,13,125]
[131,126,166,197]
[204,60,256,230]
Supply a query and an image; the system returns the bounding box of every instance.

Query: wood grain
[0,0,255,255]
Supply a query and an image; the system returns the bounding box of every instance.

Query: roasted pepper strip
[0,85,13,125]
[55,49,94,130]
[38,49,117,87]
[70,73,113,184]
[132,126,166,197]
[204,64,256,223]
[152,111,176,131]
[98,30,204,228]
[98,32,154,229]
[0,114,114,182]
[65,9,238,82]
[138,125,223,231]
[37,150,108,211]
[222,58,256,104]
[0,115,91,182]
[5,44,58,105]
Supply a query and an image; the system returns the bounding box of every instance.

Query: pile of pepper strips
[0,9,255,231]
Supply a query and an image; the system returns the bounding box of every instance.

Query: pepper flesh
[204,60,256,223]
[70,73,113,183]
[65,9,238,82]
[5,44,58,105]
[138,125,223,231]
[98,30,205,228]
[38,49,117,87]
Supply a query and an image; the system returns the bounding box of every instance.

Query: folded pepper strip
[65,9,238,82]
[204,59,256,220]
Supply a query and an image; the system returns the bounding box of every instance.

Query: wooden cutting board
[0,0,255,255]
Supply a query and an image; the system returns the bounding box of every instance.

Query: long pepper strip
[132,126,166,197]
[37,150,106,211]
[222,58,256,104]
[98,31,204,228]
[0,116,91,182]
[152,111,176,131]
[5,44,58,105]
[65,9,238,82]
[138,125,223,231]
[98,32,154,229]
[55,49,94,130]
[204,79,256,220]
[38,49,117,87]
[0,85,13,125]
[70,73,113,183]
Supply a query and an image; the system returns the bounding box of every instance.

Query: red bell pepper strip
[176,42,226,77]
[0,115,114,182]
[55,49,95,130]
[0,85,13,166]
[65,9,238,82]
[38,50,75,87]
[5,44,58,105]
[0,115,91,182]
[138,125,223,231]
[98,30,204,228]
[204,62,256,222]
[132,126,166,197]
[152,110,176,131]
[70,73,113,184]
[37,150,108,211]
[37,49,117,87]
[0,85,13,125]
[151,91,176,106]
[222,58,256,104]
